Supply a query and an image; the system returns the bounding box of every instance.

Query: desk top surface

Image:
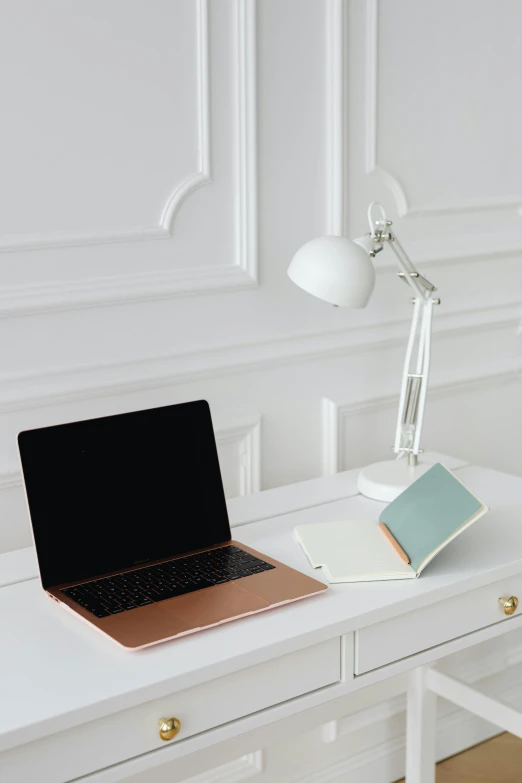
[2,456,522,751]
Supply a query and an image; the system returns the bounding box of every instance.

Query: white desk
[3,456,522,783]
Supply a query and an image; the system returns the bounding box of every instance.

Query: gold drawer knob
[158,717,182,741]
[499,596,519,616]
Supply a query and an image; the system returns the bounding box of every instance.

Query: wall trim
[322,641,520,745]
[0,302,518,416]
[0,265,255,317]
[321,397,340,478]
[364,0,409,217]
[302,643,522,783]
[327,0,522,262]
[184,751,263,783]
[365,0,522,219]
[325,0,344,236]
[322,363,522,475]
[159,0,211,234]
[295,736,405,783]
[0,471,23,491]
[215,415,262,496]
[0,0,258,314]
[0,0,210,254]
[322,693,404,744]
[235,0,258,282]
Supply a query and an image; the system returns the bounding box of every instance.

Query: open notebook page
[294,519,416,583]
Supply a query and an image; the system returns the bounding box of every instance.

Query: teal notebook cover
[379,463,484,572]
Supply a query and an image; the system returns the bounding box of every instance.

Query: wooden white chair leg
[405,666,437,783]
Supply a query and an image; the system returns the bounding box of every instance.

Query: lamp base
[357,458,434,503]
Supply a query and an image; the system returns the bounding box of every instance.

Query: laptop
[18,400,327,649]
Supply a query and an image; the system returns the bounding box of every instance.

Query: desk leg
[405,666,437,783]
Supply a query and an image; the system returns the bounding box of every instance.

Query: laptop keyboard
[60,545,275,618]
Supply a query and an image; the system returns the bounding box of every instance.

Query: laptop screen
[18,400,232,589]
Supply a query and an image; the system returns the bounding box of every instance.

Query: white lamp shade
[288,235,376,307]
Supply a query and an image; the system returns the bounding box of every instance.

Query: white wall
[1,0,521,780]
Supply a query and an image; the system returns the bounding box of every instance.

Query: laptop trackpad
[166,582,270,629]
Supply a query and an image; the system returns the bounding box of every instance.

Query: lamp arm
[385,229,438,460]
[412,299,433,455]
[366,203,440,464]
[387,231,437,300]
[393,298,421,455]
[367,202,437,300]
[392,284,435,463]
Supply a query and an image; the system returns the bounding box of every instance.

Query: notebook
[294,463,488,583]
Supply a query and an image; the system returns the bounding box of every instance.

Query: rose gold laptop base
[48,541,327,649]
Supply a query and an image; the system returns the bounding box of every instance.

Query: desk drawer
[3,638,340,783]
[355,575,522,674]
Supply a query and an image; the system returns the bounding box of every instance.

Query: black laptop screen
[18,401,232,589]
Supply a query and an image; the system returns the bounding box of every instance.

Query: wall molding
[0,264,254,318]
[1,0,210,254]
[0,471,23,491]
[325,0,344,236]
[0,301,518,416]
[235,0,258,282]
[159,0,211,235]
[364,0,522,219]
[216,415,262,496]
[321,693,405,744]
[0,0,258,314]
[322,641,519,745]
[322,0,522,263]
[301,642,522,783]
[364,0,409,218]
[184,751,263,783]
[322,363,522,475]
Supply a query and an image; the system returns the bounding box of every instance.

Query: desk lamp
[288,202,440,502]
